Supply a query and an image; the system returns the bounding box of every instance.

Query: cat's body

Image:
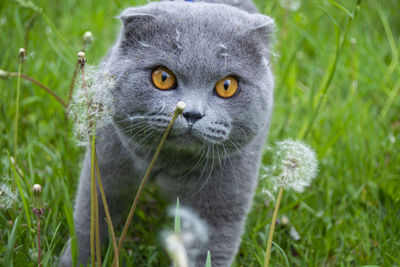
[61,1,274,266]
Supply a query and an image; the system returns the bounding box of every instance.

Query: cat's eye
[152,66,177,90]
[214,76,239,98]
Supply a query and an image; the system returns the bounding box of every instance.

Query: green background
[0,0,399,266]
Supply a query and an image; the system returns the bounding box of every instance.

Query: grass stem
[94,153,119,267]
[35,212,42,267]
[264,187,284,267]
[114,102,186,264]
[67,62,80,107]
[90,130,96,266]
[4,72,67,107]
[14,52,24,161]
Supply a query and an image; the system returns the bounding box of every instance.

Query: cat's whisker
[191,145,210,193]
[125,126,152,145]
[228,139,242,154]
[221,143,228,169]
[176,145,207,180]
[119,121,148,134]
[135,129,155,146]
[192,145,215,197]
[224,148,239,204]
[215,145,223,171]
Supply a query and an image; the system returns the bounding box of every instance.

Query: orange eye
[214,76,239,98]
[152,66,177,90]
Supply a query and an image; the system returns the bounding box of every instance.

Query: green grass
[0,0,399,266]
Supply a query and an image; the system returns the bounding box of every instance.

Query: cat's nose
[182,110,204,125]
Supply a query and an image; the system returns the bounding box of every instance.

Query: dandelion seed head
[0,69,8,78]
[32,184,42,193]
[163,233,189,267]
[262,139,318,193]
[68,65,115,146]
[77,51,85,58]
[279,0,301,11]
[176,101,187,112]
[0,183,17,210]
[162,207,208,266]
[83,31,93,43]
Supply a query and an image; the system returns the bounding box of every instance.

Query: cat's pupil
[223,80,231,90]
[161,72,169,82]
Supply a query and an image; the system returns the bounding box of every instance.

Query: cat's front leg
[192,202,252,267]
[183,160,259,267]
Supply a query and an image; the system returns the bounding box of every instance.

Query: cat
[61,0,275,266]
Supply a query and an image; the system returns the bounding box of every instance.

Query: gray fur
[61,0,274,266]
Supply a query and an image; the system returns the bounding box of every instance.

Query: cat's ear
[244,14,276,56]
[118,8,157,36]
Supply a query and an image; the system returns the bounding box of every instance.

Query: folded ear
[242,14,276,57]
[118,8,157,43]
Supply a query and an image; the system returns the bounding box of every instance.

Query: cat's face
[107,2,274,155]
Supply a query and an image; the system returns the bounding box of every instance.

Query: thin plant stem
[67,62,80,107]
[264,186,284,267]
[14,56,23,161]
[114,103,185,264]
[35,212,42,267]
[94,177,102,266]
[90,129,97,267]
[94,153,119,267]
[5,72,67,107]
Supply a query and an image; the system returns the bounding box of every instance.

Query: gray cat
[61,0,275,266]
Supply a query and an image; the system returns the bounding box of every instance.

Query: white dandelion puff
[164,233,189,267]
[0,183,17,210]
[263,139,318,193]
[279,0,301,11]
[162,207,208,267]
[67,65,115,146]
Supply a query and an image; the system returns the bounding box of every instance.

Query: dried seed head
[32,184,42,194]
[0,69,8,78]
[32,184,44,214]
[176,101,186,113]
[83,31,93,43]
[281,215,290,226]
[78,51,86,65]
[18,48,26,61]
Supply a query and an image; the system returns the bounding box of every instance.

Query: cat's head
[106,1,275,155]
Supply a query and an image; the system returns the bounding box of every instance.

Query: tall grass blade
[5,216,20,266]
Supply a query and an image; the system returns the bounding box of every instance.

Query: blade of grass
[205,251,211,267]
[300,0,362,139]
[10,157,32,231]
[5,216,20,266]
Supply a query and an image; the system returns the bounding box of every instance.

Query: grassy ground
[0,0,399,266]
